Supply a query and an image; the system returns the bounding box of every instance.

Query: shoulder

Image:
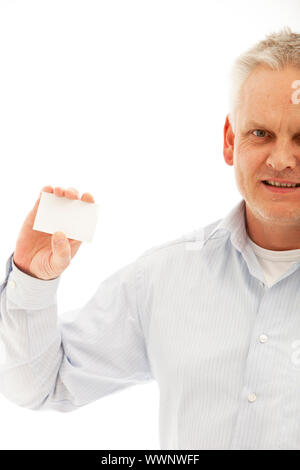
[136,218,222,267]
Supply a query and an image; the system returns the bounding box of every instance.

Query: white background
[0,0,299,450]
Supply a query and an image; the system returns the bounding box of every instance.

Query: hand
[13,186,95,280]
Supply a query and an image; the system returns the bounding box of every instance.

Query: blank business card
[33,192,100,243]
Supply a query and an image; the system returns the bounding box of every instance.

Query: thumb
[26,191,43,226]
[51,232,71,268]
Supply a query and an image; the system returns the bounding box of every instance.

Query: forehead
[238,65,300,125]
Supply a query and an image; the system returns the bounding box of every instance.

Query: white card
[33,192,100,243]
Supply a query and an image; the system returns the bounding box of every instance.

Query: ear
[223,115,235,166]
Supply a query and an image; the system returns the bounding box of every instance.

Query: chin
[254,202,300,224]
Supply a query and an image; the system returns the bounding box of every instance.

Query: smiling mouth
[262,181,300,188]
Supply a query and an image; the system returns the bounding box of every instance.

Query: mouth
[262,180,300,193]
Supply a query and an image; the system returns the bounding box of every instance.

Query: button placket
[230,289,274,448]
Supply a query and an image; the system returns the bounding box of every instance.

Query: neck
[245,203,300,251]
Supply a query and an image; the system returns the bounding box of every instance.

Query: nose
[266,137,298,171]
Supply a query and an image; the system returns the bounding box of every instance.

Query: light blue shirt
[1,198,300,450]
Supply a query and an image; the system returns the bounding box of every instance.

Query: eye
[252,129,268,138]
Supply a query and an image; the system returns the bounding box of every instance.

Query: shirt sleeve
[0,252,153,412]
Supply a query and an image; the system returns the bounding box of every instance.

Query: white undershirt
[247,235,300,288]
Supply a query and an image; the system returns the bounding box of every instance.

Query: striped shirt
[1,198,300,449]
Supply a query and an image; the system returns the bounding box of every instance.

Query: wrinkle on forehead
[237,65,300,133]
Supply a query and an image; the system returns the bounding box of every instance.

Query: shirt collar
[204,198,247,255]
[202,198,300,286]
[202,198,269,283]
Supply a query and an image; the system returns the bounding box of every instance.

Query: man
[1,27,300,450]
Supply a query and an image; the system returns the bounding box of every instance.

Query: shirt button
[248,392,257,403]
[259,281,265,288]
[7,279,16,288]
[259,334,268,343]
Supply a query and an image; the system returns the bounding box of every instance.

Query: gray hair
[228,26,300,134]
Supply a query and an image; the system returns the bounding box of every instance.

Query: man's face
[224,65,300,226]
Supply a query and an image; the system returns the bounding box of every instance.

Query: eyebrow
[246,121,268,129]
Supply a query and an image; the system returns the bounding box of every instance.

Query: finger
[65,187,79,199]
[31,195,42,214]
[51,232,71,269]
[54,187,65,197]
[53,231,67,241]
[32,186,53,213]
[70,240,82,258]
[81,192,95,203]
[56,232,82,259]
[41,185,54,194]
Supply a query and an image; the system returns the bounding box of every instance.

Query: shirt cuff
[5,255,61,310]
